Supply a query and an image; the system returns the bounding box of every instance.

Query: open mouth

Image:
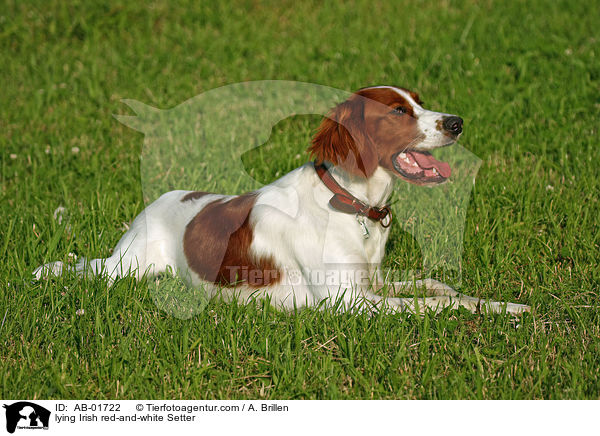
[392,150,451,184]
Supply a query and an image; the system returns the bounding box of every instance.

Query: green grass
[1,0,600,399]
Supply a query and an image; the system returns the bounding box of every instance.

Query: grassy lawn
[1,0,599,399]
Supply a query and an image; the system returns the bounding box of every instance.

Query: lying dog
[34,85,530,315]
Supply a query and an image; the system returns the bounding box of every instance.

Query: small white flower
[53,206,66,224]
[76,308,85,316]
[9,153,17,159]
[546,185,554,191]
[71,146,80,154]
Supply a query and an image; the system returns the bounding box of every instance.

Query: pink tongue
[409,152,451,178]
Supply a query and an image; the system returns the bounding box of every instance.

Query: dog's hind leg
[33,226,158,283]
[33,203,178,283]
[33,260,67,280]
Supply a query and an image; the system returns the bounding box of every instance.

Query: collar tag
[356,215,370,239]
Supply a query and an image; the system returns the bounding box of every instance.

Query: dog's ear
[309,95,378,178]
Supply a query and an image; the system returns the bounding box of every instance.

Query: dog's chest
[359,219,389,264]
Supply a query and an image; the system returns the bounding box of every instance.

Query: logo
[3,402,50,434]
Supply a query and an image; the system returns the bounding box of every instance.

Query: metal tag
[356,215,370,239]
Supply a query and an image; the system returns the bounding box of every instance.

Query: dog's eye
[392,106,407,115]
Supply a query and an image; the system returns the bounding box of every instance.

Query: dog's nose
[443,116,463,134]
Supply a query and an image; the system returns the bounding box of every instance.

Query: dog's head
[309,86,462,185]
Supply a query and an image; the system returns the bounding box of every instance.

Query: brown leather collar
[314,161,392,227]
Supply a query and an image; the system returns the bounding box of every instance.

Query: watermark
[215,265,450,288]
[114,81,481,318]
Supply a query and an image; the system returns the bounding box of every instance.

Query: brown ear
[309,95,378,178]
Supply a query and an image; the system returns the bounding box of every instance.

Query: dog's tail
[32,256,95,281]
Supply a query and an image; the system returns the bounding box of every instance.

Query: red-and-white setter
[35,86,529,315]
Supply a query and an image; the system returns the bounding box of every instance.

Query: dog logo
[3,402,50,433]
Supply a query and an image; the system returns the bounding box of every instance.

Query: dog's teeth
[412,162,419,167]
[432,168,439,175]
[399,152,406,158]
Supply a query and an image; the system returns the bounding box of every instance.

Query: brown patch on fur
[309,87,423,178]
[309,93,379,178]
[183,193,281,287]
[358,87,417,117]
[181,191,211,202]
[436,119,444,132]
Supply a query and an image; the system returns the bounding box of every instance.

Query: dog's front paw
[504,302,531,315]
[482,300,531,315]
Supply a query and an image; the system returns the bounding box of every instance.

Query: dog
[34,85,530,315]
